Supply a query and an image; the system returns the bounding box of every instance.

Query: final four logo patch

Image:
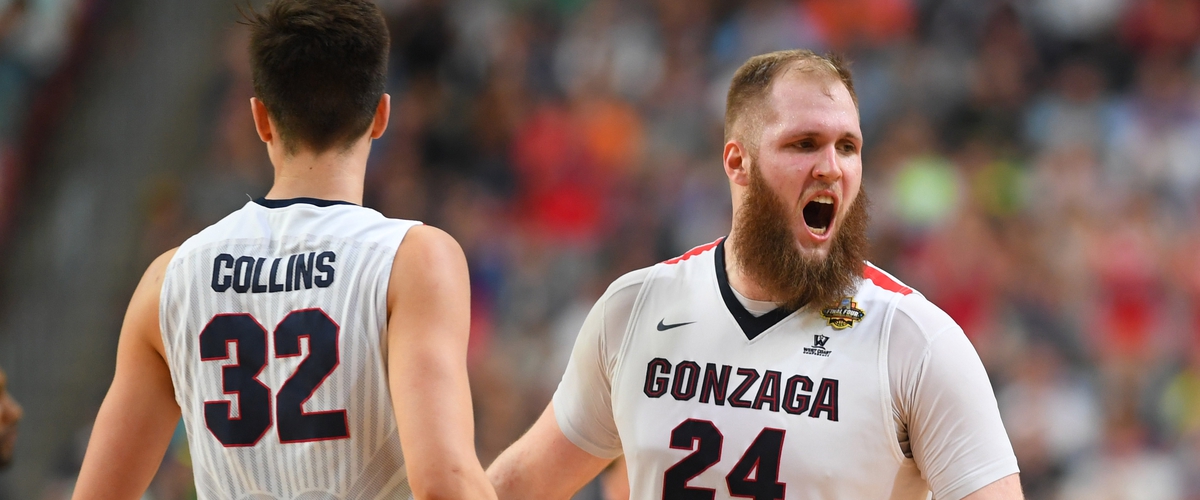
[822,297,865,330]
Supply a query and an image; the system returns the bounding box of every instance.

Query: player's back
[159,198,419,499]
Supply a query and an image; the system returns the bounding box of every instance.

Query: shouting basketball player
[72,1,494,498]
[488,50,1023,500]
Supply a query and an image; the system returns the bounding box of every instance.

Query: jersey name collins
[210,251,336,293]
[160,200,418,499]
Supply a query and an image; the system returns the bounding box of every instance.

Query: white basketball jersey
[611,240,928,499]
[159,198,419,500]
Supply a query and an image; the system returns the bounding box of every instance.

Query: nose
[812,144,843,182]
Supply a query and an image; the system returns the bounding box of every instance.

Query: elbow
[411,492,464,500]
[410,484,461,500]
[410,469,495,500]
[411,486,492,500]
[485,470,517,500]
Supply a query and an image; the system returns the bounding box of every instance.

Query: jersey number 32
[199,309,349,447]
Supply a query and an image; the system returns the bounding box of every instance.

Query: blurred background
[0,0,1199,498]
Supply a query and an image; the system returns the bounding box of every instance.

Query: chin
[793,225,836,254]
[792,238,833,261]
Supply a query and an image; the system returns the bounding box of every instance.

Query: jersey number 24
[199,309,349,447]
[665,419,786,500]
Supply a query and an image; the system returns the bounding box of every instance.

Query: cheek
[758,164,806,205]
[842,163,863,196]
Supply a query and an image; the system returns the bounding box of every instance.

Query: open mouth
[802,196,835,235]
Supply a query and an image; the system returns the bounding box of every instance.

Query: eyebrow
[787,130,863,142]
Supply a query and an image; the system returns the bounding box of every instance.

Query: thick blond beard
[733,161,869,312]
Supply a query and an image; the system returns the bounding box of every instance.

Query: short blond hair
[724,50,857,145]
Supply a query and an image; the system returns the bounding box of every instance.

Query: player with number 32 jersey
[159,199,418,497]
[71,2,495,499]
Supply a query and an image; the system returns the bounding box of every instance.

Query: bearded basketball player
[71,1,494,498]
[488,50,1023,500]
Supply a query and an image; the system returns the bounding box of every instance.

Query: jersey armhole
[878,291,912,465]
[607,266,656,400]
[378,220,425,353]
[157,249,186,357]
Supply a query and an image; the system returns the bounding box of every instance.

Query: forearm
[488,442,550,500]
[74,252,179,500]
[489,448,567,500]
[411,461,495,500]
[73,381,179,499]
[487,404,612,500]
[391,354,494,499]
[397,396,494,500]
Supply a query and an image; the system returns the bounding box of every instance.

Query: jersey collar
[714,239,793,341]
[253,197,358,209]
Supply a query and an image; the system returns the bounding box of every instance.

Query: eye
[793,139,816,150]
[839,141,858,154]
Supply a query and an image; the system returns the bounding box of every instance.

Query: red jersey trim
[663,238,723,265]
[862,264,913,295]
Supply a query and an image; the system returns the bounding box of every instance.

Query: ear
[369,93,391,140]
[250,97,273,144]
[723,140,751,187]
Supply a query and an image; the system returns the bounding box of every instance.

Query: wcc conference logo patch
[804,334,833,357]
[821,297,865,330]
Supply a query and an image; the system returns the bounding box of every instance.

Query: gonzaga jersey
[160,198,419,499]
[553,239,1018,500]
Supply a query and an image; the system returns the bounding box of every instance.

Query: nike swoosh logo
[657,319,695,331]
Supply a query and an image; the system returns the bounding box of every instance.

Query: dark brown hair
[724,50,857,145]
[244,0,389,153]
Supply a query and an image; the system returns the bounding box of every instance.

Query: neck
[723,229,777,303]
[264,143,368,205]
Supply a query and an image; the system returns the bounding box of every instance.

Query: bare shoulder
[123,248,180,357]
[387,225,468,309]
[144,248,180,285]
[393,225,465,266]
[131,248,180,312]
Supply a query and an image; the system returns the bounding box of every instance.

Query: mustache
[733,164,868,311]
[788,182,838,209]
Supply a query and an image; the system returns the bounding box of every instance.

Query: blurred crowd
[13,0,1200,499]
[0,0,96,251]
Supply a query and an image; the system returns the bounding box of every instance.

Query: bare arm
[489,270,644,499]
[387,225,494,500]
[73,250,181,500]
[962,474,1023,500]
[488,403,613,500]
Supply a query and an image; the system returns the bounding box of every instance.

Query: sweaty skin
[723,70,863,301]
